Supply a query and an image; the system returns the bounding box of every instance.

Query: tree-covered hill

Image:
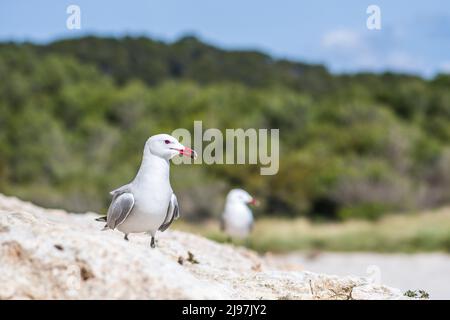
[1,36,334,93]
[1,35,450,220]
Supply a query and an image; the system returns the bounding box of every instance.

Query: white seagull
[220,189,258,240]
[96,134,196,248]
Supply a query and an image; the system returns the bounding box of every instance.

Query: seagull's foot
[150,236,156,248]
[124,234,129,241]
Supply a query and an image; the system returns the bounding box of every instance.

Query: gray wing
[159,193,180,232]
[106,192,135,230]
[96,184,132,225]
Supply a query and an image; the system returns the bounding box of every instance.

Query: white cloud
[385,51,424,73]
[320,28,426,75]
[439,61,450,74]
[321,29,362,51]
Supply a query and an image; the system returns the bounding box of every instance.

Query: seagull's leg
[150,236,156,248]
[124,234,129,241]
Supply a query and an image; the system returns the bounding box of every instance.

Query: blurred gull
[96,134,196,248]
[220,189,258,240]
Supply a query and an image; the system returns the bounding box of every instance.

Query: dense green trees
[1,36,450,220]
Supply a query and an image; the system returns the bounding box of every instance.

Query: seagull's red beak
[249,198,259,206]
[179,147,197,159]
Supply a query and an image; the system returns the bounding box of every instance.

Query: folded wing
[106,192,135,229]
[159,193,180,232]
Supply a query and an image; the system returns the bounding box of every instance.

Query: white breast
[118,186,171,234]
[117,152,173,235]
[223,203,253,239]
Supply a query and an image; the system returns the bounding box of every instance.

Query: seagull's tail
[95,216,107,222]
[94,216,109,231]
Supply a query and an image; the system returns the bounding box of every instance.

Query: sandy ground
[276,252,450,299]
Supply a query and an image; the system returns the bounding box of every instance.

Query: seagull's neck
[134,152,170,187]
[225,199,247,210]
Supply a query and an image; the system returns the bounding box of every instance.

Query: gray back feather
[110,184,132,198]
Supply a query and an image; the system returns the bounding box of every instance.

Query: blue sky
[1,0,449,77]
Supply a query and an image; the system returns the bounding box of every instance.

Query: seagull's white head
[227,188,258,206]
[145,134,197,161]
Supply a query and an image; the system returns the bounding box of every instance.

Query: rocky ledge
[0,193,404,299]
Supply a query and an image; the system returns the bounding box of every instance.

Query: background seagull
[220,189,258,240]
[96,134,196,248]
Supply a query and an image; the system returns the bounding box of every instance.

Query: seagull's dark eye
[164,140,171,144]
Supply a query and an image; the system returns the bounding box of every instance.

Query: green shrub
[338,203,388,221]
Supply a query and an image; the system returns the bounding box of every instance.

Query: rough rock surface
[0,193,405,300]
